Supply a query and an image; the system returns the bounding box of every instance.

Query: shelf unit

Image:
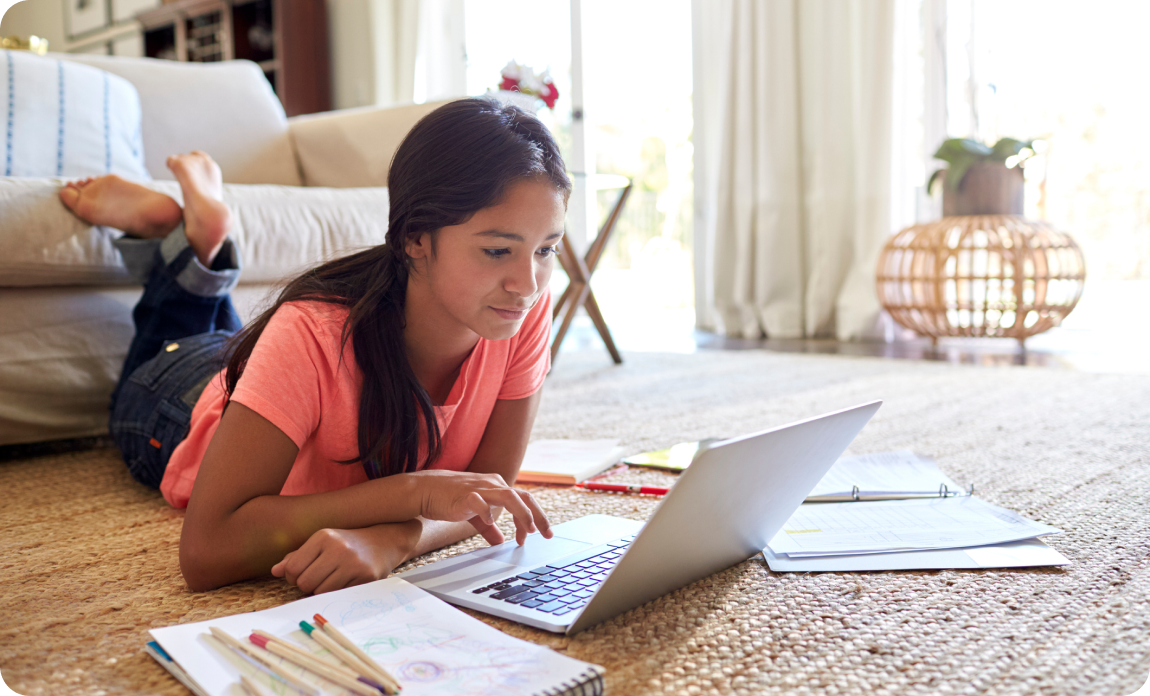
[135,0,330,117]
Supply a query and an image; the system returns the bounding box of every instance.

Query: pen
[576,482,670,496]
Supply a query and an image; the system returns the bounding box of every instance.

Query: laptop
[398,400,882,634]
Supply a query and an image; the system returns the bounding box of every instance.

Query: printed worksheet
[808,450,963,498]
[768,495,1061,557]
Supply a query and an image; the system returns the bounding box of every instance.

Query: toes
[59,186,80,209]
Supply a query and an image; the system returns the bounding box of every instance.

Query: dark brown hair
[224,98,571,478]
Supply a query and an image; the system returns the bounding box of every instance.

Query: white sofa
[0,54,447,446]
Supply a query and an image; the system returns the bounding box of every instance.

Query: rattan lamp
[876,215,1085,347]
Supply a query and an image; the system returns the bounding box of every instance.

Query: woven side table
[876,215,1086,347]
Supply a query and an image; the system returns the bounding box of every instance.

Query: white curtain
[371,0,421,105]
[693,0,896,340]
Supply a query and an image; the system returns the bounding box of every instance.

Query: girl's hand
[407,470,552,546]
[271,521,420,595]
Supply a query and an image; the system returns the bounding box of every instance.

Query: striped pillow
[1,50,149,180]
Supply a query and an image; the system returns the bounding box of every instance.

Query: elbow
[179,529,228,592]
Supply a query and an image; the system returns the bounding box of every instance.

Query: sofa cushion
[0,50,149,181]
[288,100,449,187]
[0,177,389,287]
[0,284,275,445]
[58,54,302,186]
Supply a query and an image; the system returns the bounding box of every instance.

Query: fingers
[310,566,354,595]
[468,515,506,546]
[294,558,339,595]
[275,536,324,587]
[463,492,496,526]
[517,490,553,539]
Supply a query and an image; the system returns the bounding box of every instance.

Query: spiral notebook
[147,577,604,696]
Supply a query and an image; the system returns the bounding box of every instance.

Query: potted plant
[928,137,1035,216]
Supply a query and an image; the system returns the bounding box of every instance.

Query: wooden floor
[558,316,1150,374]
[557,278,1150,374]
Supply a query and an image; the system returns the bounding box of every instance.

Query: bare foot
[167,151,232,268]
[58,175,182,238]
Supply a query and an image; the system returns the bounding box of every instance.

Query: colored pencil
[207,627,319,696]
[250,632,387,693]
[238,675,276,696]
[252,629,344,670]
[248,634,380,696]
[576,481,670,495]
[300,621,398,695]
[314,613,402,692]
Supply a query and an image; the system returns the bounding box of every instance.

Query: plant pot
[942,162,1024,216]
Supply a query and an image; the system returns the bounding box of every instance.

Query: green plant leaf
[927,168,946,195]
[990,137,1033,162]
[933,138,992,162]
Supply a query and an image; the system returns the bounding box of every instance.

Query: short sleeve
[497,289,553,400]
[230,303,346,448]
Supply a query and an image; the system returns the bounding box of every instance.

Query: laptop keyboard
[470,536,635,617]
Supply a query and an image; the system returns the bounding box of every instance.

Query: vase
[942,163,1024,216]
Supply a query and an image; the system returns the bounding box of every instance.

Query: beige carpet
[2,349,1149,695]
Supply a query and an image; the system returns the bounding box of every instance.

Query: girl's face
[406,177,566,342]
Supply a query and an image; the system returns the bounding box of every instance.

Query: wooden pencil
[314,614,402,692]
[300,621,398,695]
[252,629,345,670]
[238,675,277,696]
[207,627,319,696]
[248,634,380,696]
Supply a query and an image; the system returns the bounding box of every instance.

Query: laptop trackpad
[401,535,590,593]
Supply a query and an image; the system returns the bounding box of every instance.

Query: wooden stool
[550,176,633,365]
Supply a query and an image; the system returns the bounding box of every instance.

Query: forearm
[402,514,503,564]
[181,474,424,590]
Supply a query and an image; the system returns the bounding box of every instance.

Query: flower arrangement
[498,61,559,109]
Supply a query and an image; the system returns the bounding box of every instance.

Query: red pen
[576,482,670,496]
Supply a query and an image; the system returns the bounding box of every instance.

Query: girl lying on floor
[58,98,564,593]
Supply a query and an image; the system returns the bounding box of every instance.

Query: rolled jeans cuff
[112,224,242,297]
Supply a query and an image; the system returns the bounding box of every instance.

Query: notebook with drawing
[147,577,604,696]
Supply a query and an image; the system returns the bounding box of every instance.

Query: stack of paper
[516,439,625,485]
[764,452,1070,571]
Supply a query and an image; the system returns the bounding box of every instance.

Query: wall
[1,0,383,110]
[1,0,67,53]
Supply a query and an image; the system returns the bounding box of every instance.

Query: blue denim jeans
[108,225,243,488]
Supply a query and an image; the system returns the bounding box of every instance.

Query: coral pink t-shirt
[160,292,552,508]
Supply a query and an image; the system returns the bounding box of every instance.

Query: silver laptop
[398,400,881,634]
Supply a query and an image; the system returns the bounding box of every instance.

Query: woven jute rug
[2,349,1149,695]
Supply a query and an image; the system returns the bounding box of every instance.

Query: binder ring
[939,483,949,498]
[852,485,860,501]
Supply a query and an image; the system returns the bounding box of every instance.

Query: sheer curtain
[693,0,896,340]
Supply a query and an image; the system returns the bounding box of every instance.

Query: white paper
[763,537,1070,572]
[150,578,600,696]
[517,439,624,483]
[808,450,963,498]
[768,496,1062,557]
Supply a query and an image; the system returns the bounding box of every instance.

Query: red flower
[500,76,520,92]
[540,81,558,108]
